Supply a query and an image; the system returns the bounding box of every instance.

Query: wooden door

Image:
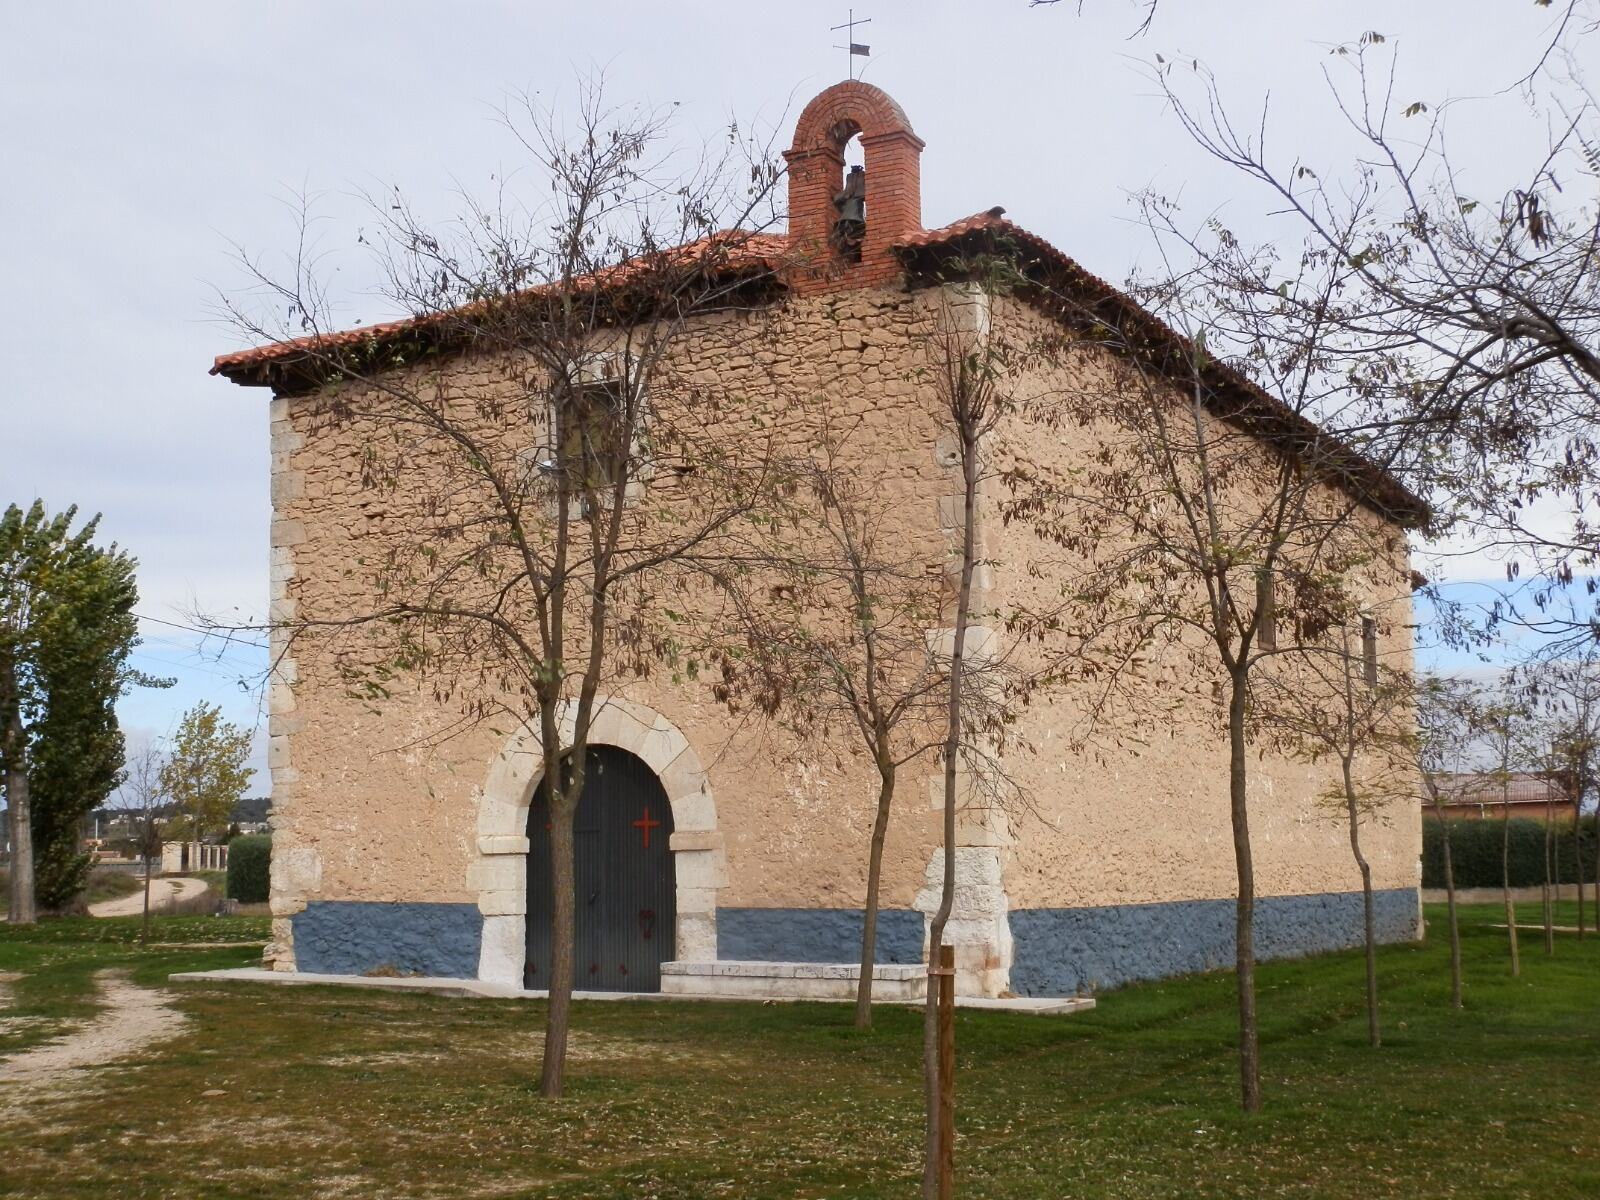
[524,746,676,992]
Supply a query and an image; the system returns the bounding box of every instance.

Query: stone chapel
[212,81,1427,1000]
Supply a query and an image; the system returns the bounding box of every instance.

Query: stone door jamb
[471,698,725,988]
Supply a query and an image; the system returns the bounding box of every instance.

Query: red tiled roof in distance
[1431,772,1573,807]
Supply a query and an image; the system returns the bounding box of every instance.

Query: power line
[138,633,267,664]
[133,610,269,650]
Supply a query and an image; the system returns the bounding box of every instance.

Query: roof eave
[892,222,1432,531]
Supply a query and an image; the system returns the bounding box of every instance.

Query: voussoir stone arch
[471,697,724,988]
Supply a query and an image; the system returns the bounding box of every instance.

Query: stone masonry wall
[983,293,1422,918]
[266,287,965,975]
[261,279,1423,992]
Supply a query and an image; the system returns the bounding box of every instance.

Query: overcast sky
[3,2,1581,788]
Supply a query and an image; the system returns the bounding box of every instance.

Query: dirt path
[0,971,187,1104]
[89,876,207,918]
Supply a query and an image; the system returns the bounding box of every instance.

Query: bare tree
[1257,628,1417,1048]
[725,415,951,1030]
[1419,675,1477,1009]
[1154,19,1600,650]
[1522,649,1600,938]
[1524,716,1563,957]
[217,78,787,1098]
[1546,759,1557,956]
[115,740,167,944]
[1479,685,1533,976]
[922,279,1012,1199]
[1028,0,1162,39]
[994,196,1427,1111]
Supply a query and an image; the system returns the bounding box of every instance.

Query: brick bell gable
[782,80,925,295]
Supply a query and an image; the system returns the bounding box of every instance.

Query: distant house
[1425,773,1576,823]
[230,797,273,835]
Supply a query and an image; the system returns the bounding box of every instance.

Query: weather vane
[831,9,871,80]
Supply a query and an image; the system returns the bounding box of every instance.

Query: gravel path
[0,971,188,1105]
[89,876,207,918]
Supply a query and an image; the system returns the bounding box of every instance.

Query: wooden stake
[937,943,955,1199]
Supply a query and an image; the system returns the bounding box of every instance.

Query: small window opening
[1256,570,1276,651]
[557,378,627,494]
[831,133,866,262]
[1360,615,1378,686]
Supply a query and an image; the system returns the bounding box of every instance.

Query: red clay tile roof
[895,211,1429,527]
[1431,772,1572,807]
[898,208,1015,246]
[211,209,1425,525]
[210,231,791,381]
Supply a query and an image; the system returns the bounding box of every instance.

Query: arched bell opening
[832,127,868,262]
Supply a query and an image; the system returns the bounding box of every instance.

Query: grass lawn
[1,903,1597,1198]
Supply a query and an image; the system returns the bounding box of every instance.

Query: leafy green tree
[30,591,141,911]
[1,501,146,923]
[159,703,252,848]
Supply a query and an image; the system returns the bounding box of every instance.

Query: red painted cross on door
[632,805,661,850]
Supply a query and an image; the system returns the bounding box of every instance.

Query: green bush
[1423,817,1598,889]
[226,835,271,903]
[33,840,92,913]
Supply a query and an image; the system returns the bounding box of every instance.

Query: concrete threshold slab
[168,967,1094,1015]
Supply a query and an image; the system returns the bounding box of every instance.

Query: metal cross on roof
[831,9,872,80]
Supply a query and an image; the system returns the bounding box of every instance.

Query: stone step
[660,960,926,1001]
[168,966,1095,1014]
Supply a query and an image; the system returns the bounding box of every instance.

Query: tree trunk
[923,415,979,1200]
[1502,801,1520,977]
[1227,670,1261,1112]
[1341,756,1379,1048]
[1572,803,1586,941]
[540,781,579,1099]
[1439,816,1463,1008]
[923,743,959,1200]
[1543,799,1555,957]
[3,675,36,926]
[141,844,153,944]
[855,760,896,1030]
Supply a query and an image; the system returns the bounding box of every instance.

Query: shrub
[33,840,92,913]
[226,835,271,903]
[1423,817,1598,889]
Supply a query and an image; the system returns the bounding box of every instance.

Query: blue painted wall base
[717,907,924,964]
[1009,887,1421,997]
[288,889,1419,996]
[292,901,483,978]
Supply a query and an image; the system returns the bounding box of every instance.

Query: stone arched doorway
[471,698,725,989]
[523,744,677,992]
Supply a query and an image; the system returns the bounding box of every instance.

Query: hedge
[226,835,271,903]
[1423,817,1598,889]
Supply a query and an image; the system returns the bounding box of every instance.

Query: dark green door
[524,746,676,992]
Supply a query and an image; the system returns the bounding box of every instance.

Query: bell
[835,164,867,227]
[831,165,867,258]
